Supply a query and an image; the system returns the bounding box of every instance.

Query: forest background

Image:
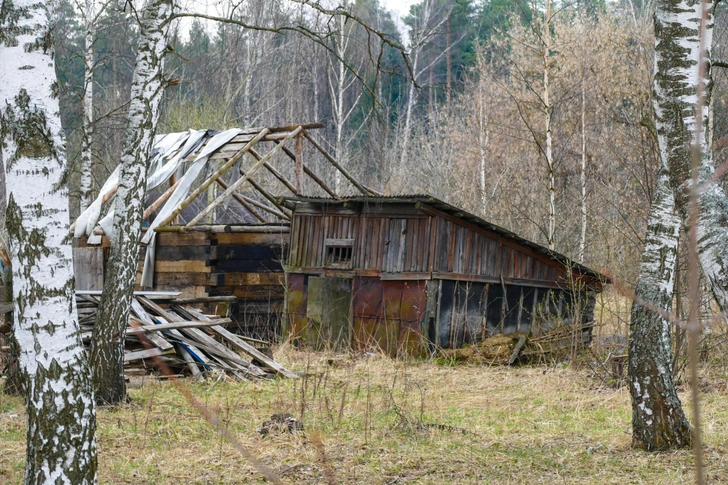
[54,0,728,291]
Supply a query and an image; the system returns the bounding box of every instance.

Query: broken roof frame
[72,122,381,244]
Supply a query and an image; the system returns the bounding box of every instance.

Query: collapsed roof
[72,122,378,245]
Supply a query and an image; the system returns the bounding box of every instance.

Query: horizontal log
[76,290,181,299]
[154,272,211,287]
[209,272,285,287]
[214,259,283,273]
[212,232,288,246]
[170,296,237,304]
[155,260,211,273]
[211,245,283,261]
[156,224,290,234]
[156,232,209,247]
[128,317,232,333]
[156,246,209,260]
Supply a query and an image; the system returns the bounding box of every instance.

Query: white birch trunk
[628,169,691,450]
[91,0,172,405]
[579,68,587,264]
[400,44,420,168]
[652,0,728,317]
[543,0,555,251]
[476,76,489,215]
[80,0,96,212]
[0,0,97,481]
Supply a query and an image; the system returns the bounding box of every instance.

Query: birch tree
[91,0,173,405]
[628,169,692,449]
[78,0,111,211]
[628,0,716,451]
[652,0,728,318]
[0,0,97,481]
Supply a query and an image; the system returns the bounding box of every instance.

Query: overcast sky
[381,0,418,19]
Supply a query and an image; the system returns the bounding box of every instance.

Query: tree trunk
[0,0,98,481]
[629,168,692,450]
[543,0,555,250]
[653,0,728,314]
[91,0,172,405]
[80,0,96,212]
[579,63,587,264]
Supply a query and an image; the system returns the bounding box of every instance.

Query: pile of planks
[77,290,297,381]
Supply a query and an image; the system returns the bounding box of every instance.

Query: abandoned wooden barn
[72,123,379,338]
[281,196,607,356]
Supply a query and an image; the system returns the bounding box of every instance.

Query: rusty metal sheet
[353,277,384,318]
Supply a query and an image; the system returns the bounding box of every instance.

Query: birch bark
[653,0,728,315]
[629,169,691,450]
[91,0,172,405]
[543,0,555,251]
[0,0,98,481]
[80,0,96,212]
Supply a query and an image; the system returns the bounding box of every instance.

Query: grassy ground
[1,346,727,484]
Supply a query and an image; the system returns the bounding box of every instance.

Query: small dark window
[325,238,354,268]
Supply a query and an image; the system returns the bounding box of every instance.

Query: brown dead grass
[1,346,728,484]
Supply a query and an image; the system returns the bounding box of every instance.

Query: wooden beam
[154,128,270,230]
[156,224,289,233]
[214,177,267,222]
[262,160,298,194]
[185,127,301,228]
[303,131,382,196]
[235,192,289,220]
[127,317,232,333]
[277,141,338,197]
[143,178,181,221]
[178,306,299,379]
[295,134,304,194]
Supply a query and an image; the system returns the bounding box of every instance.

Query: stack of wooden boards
[77,291,298,381]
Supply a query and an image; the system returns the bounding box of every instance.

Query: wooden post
[295,133,304,195]
[277,141,338,197]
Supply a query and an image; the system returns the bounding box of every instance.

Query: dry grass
[1,346,728,484]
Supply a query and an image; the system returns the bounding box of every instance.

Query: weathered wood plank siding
[284,198,604,355]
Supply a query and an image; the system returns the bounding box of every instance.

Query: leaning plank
[124,348,174,362]
[127,317,231,333]
[208,325,298,379]
[154,315,208,377]
[169,334,261,373]
[175,343,205,381]
[138,297,266,377]
[77,290,181,299]
[129,300,174,351]
[170,296,237,304]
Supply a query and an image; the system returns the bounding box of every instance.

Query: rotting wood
[155,128,270,230]
[127,317,231,333]
[177,306,298,379]
[155,224,290,233]
[124,347,173,362]
[138,297,271,378]
[214,177,267,222]
[185,127,301,228]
